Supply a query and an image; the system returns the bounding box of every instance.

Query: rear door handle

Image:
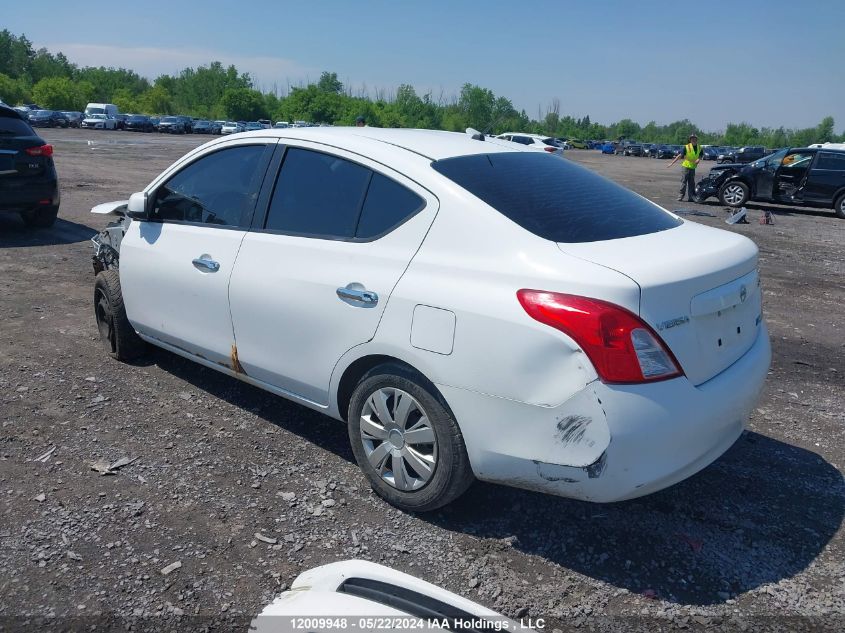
[337,285,378,307]
[192,257,220,272]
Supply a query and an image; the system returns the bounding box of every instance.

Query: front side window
[150,145,266,227]
[265,148,371,239]
[780,152,814,170]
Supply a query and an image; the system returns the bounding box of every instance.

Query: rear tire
[94,270,147,361]
[719,181,750,207]
[834,193,845,219]
[20,206,58,228]
[347,364,474,512]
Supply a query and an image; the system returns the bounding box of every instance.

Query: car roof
[0,104,25,120]
[237,127,525,160]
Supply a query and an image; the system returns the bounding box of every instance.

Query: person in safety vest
[668,133,703,202]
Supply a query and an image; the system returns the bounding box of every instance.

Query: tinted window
[0,115,35,136]
[511,136,533,145]
[431,152,682,243]
[151,145,266,227]
[265,148,371,238]
[356,174,425,239]
[816,152,845,171]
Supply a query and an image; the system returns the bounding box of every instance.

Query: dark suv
[696,147,845,218]
[0,105,60,227]
[718,146,765,164]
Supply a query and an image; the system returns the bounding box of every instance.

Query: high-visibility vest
[682,143,702,169]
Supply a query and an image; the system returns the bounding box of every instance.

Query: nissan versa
[89,128,771,511]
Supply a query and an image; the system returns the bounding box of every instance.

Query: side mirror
[126,191,148,220]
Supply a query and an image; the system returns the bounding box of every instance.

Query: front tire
[719,181,750,207]
[347,364,474,512]
[94,270,147,361]
[834,193,845,219]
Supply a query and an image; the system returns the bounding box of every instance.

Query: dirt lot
[1,129,843,632]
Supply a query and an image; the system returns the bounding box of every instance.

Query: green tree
[112,88,138,114]
[0,72,30,104]
[316,71,343,94]
[31,76,88,110]
[0,30,34,79]
[220,87,268,120]
[138,84,173,114]
[815,116,835,143]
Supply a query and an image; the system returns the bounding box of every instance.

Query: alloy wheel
[359,388,437,491]
[723,184,746,205]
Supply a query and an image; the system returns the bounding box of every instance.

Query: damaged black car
[695,147,845,218]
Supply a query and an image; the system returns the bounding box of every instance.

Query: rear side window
[0,115,35,136]
[151,145,267,227]
[432,152,682,243]
[356,173,425,239]
[816,152,845,171]
[265,148,371,238]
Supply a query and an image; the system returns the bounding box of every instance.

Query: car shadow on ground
[0,215,97,247]
[145,348,356,463]
[427,431,844,606]
[141,349,843,607]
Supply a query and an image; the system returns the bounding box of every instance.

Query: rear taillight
[517,290,683,384]
[25,144,53,157]
[543,146,557,152]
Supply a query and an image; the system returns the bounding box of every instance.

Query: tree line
[1,30,841,147]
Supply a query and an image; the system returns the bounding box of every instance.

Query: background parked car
[244,121,264,132]
[192,120,214,134]
[81,114,117,130]
[719,146,766,164]
[641,143,657,157]
[220,121,244,135]
[124,115,154,133]
[624,143,643,156]
[0,104,60,227]
[566,138,587,149]
[494,133,565,155]
[176,116,194,133]
[27,110,69,128]
[211,120,225,134]
[114,114,128,130]
[652,144,676,159]
[62,111,84,128]
[157,116,186,134]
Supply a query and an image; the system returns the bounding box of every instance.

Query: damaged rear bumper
[437,323,770,503]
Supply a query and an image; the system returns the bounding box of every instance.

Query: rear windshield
[0,115,35,136]
[431,152,681,243]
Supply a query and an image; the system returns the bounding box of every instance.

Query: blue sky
[5,0,844,132]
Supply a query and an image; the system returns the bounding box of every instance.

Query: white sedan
[90,127,770,511]
[494,132,565,155]
[220,121,244,135]
[81,113,117,130]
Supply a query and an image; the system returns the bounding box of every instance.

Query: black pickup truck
[696,147,845,218]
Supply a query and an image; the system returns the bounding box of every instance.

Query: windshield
[161,117,178,123]
[432,152,681,243]
[88,114,106,119]
[128,116,147,121]
[86,107,105,115]
[751,148,788,168]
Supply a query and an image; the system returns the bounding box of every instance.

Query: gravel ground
[1,129,843,632]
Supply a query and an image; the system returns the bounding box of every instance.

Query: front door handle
[192,257,220,272]
[337,285,378,307]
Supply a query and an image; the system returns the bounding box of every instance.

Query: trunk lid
[558,221,762,385]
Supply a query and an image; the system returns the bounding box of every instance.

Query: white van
[85,103,120,118]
